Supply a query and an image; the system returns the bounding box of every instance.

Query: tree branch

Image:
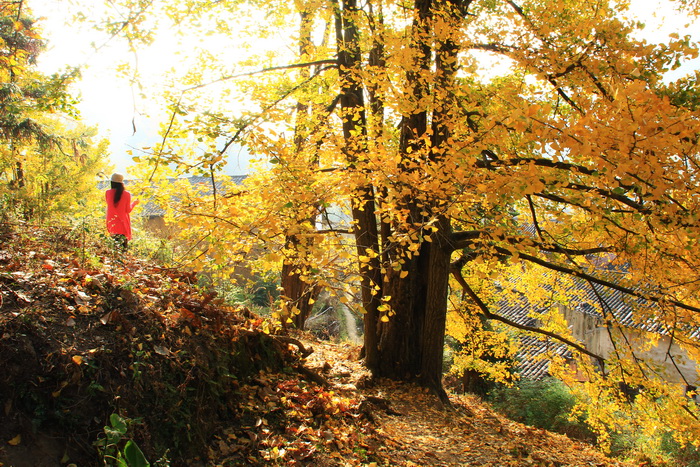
[532,192,640,236]
[182,59,338,93]
[493,246,700,314]
[475,156,598,176]
[449,229,484,250]
[450,263,605,364]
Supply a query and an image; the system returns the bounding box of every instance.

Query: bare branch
[182,59,338,93]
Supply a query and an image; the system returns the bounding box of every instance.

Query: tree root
[359,395,404,423]
[295,364,330,387]
[272,334,314,358]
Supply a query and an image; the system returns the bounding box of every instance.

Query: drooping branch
[556,181,649,214]
[449,229,484,250]
[587,279,652,387]
[147,100,180,183]
[467,42,516,54]
[450,261,605,365]
[501,235,613,256]
[143,58,338,175]
[526,194,545,241]
[217,64,337,157]
[449,228,611,255]
[546,77,583,114]
[475,156,599,176]
[474,150,695,231]
[532,192,640,236]
[580,64,614,102]
[493,246,700,314]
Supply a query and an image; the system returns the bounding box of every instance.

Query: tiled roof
[495,266,681,380]
[496,287,572,380]
[516,335,571,380]
[498,271,662,332]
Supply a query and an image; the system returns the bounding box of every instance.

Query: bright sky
[30,0,157,176]
[28,0,700,178]
[30,0,254,177]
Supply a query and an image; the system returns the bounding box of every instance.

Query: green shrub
[658,432,700,467]
[489,378,700,466]
[212,276,279,312]
[488,378,594,442]
[604,428,700,466]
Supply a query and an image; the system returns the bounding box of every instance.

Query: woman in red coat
[105,173,139,249]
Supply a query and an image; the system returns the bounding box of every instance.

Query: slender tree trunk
[282,5,321,330]
[13,161,24,188]
[333,0,383,368]
[281,239,321,329]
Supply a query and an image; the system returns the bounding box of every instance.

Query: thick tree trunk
[376,258,423,380]
[334,0,466,398]
[370,0,464,398]
[372,0,432,383]
[417,0,463,395]
[374,218,452,397]
[418,217,452,396]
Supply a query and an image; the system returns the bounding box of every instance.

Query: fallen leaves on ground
[297,338,632,467]
[0,223,630,466]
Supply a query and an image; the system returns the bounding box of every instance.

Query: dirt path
[302,337,631,467]
[341,304,360,343]
[369,386,630,466]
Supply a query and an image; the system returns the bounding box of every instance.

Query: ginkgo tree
[81,0,700,444]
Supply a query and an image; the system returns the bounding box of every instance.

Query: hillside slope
[0,223,629,466]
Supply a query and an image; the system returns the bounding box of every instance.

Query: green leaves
[123,440,150,467]
[106,413,128,443]
[96,413,151,467]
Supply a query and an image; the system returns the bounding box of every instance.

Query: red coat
[105,189,137,240]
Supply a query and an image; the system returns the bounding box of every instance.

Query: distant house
[496,269,700,388]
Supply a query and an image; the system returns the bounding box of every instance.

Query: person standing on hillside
[105,173,139,250]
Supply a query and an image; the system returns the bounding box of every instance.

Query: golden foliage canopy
[82,0,700,445]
